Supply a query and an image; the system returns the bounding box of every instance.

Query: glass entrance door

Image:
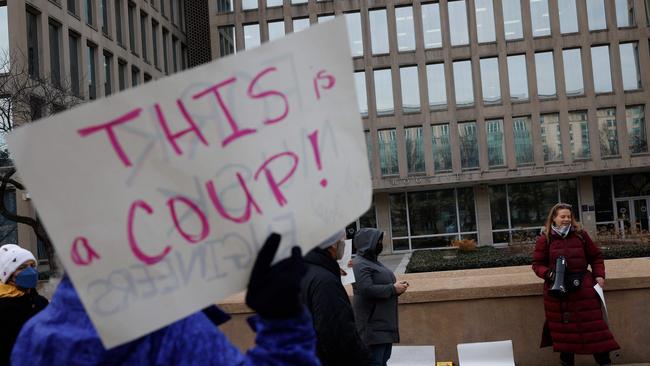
[616,198,650,234]
[633,198,650,232]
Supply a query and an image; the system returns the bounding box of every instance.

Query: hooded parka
[532,229,619,354]
[351,228,399,346]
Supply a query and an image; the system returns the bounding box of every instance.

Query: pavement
[379,252,411,274]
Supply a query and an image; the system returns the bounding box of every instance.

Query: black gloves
[246,233,306,319]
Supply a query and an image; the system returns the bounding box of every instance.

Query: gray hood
[354,228,383,261]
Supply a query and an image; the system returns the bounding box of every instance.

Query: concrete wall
[218,258,650,365]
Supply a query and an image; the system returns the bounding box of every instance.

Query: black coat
[300,248,371,366]
[0,290,48,366]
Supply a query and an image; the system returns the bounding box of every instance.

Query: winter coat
[0,288,48,366]
[300,247,372,366]
[532,229,620,354]
[11,277,320,366]
[352,228,399,346]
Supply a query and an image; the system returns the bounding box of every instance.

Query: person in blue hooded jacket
[11,233,320,366]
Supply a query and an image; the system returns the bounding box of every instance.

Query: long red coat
[532,229,619,354]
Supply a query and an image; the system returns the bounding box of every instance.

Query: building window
[162,29,169,73]
[0,190,18,244]
[395,6,415,52]
[646,0,650,24]
[540,113,562,162]
[421,3,442,49]
[431,124,452,171]
[507,54,528,101]
[354,72,368,117]
[390,188,477,251]
[448,0,469,46]
[140,12,149,62]
[378,129,398,176]
[118,60,126,91]
[243,23,260,50]
[172,36,178,71]
[502,0,523,40]
[568,111,590,159]
[369,9,389,55]
[292,18,309,33]
[0,5,8,73]
[475,0,496,43]
[480,57,501,104]
[128,2,136,53]
[591,45,613,93]
[67,0,77,15]
[400,66,420,113]
[161,0,167,16]
[87,43,97,100]
[486,119,505,167]
[101,0,109,34]
[217,0,233,13]
[291,0,307,4]
[344,12,363,57]
[563,48,584,96]
[69,32,80,96]
[242,0,257,11]
[620,43,641,91]
[559,0,579,34]
[131,65,140,86]
[268,21,285,42]
[85,0,94,25]
[181,44,187,70]
[615,0,635,27]
[587,0,607,31]
[218,25,235,56]
[626,105,647,154]
[597,108,619,157]
[530,0,551,37]
[144,73,152,83]
[535,51,556,99]
[267,0,282,7]
[49,21,62,87]
[426,63,447,110]
[453,60,474,107]
[26,10,39,79]
[374,69,394,116]
[318,14,335,23]
[115,0,124,45]
[513,116,534,165]
[490,179,579,243]
[152,21,159,69]
[459,121,478,169]
[405,126,425,174]
[593,176,614,223]
[103,51,112,96]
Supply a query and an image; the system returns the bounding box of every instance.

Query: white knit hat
[317,230,346,249]
[0,244,37,284]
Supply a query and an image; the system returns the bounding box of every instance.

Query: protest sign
[338,239,355,285]
[7,18,371,348]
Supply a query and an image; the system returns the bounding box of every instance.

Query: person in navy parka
[11,233,320,366]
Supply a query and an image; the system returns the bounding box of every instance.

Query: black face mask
[375,241,383,255]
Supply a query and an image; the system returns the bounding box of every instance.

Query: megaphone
[550,256,567,296]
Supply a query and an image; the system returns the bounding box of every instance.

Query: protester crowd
[0,202,618,366]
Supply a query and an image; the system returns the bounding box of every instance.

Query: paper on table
[338,239,355,285]
[594,283,609,324]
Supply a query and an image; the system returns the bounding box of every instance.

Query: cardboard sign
[7,18,371,348]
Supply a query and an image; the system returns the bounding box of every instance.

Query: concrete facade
[208,0,650,252]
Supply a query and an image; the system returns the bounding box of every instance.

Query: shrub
[452,239,477,252]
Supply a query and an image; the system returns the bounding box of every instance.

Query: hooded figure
[352,228,408,366]
[299,230,371,366]
[0,244,48,366]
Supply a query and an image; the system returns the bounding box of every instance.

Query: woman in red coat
[532,203,619,366]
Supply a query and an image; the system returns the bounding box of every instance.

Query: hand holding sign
[7,18,370,348]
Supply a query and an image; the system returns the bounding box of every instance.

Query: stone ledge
[218,257,650,314]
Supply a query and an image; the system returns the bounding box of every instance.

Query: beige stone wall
[218,258,650,365]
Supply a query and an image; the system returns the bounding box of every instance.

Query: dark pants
[560,352,611,365]
[369,343,392,366]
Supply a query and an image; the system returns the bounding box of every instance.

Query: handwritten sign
[7,18,371,348]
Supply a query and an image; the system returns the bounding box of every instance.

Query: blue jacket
[11,278,320,366]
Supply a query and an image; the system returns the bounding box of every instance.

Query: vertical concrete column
[374,192,392,252]
[474,184,493,246]
[578,176,596,234]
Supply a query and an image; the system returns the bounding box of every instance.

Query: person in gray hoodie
[352,228,409,366]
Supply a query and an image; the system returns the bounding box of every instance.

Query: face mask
[14,267,38,289]
[335,241,345,260]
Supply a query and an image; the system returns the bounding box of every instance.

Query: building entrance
[615,197,650,234]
